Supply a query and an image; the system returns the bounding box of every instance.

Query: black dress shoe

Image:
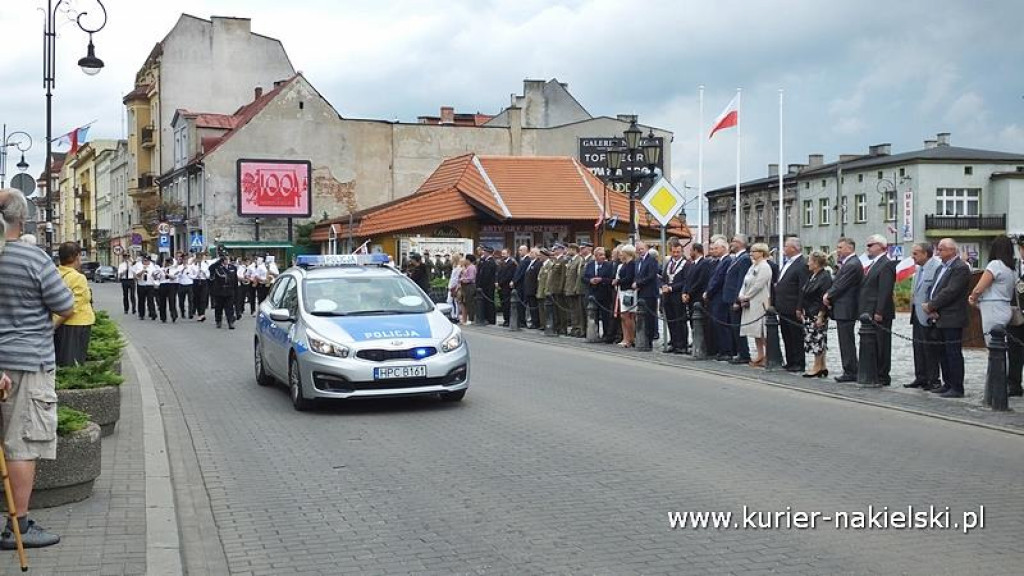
[729,357,751,365]
[904,380,926,388]
[939,389,964,398]
[834,375,857,383]
[930,385,951,394]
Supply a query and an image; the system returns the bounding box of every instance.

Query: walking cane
[0,386,30,571]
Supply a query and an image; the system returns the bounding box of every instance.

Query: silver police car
[254,254,469,410]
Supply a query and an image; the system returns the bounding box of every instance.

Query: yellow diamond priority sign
[640,177,685,227]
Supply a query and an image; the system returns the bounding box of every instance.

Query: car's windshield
[302,275,432,316]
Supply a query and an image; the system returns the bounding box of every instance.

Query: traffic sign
[640,177,685,228]
[190,233,204,249]
[157,222,171,235]
[11,173,36,196]
[158,233,170,248]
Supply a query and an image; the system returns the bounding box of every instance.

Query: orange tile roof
[311,154,690,241]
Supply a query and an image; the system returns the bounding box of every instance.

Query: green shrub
[56,360,124,390]
[894,278,912,312]
[86,311,125,363]
[430,277,449,290]
[57,406,90,436]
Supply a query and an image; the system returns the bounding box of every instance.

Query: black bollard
[764,307,784,371]
[635,299,652,351]
[857,313,880,387]
[691,302,707,360]
[585,296,601,343]
[985,328,1010,411]
[509,289,521,332]
[544,296,556,336]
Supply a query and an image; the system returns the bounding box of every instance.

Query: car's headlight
[441,329,463,353]
[307,331,350,358]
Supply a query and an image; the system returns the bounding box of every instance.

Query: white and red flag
[708,94,739,139]
[895,257,916,283]
[54,123,92,155]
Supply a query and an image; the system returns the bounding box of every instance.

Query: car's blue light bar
[296,254,390,267]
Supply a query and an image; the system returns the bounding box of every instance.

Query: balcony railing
[925,214,1006,231]
[141,126,155,147]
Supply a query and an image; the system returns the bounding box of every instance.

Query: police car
[254,254,469,411]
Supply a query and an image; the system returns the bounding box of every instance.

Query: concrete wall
[157,15,295,173]
[486,79,592,129]
[999,177,1024,234]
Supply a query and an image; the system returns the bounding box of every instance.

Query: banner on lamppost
[901,189,914,241]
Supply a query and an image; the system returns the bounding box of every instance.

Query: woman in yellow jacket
[54,242,95,366]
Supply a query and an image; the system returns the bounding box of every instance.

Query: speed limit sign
[157,222,171,235]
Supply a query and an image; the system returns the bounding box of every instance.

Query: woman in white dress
[446,252,464,321]
[969,236,1017,344]
[738,243,773,367]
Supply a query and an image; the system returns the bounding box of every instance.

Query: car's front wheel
[288,354,314,411]
[254,339,273,387]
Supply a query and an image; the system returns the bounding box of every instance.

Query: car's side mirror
[269,309,294,323]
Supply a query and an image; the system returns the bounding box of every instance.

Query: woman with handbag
[798,251,833,378]
[738,243,773,367]
[969,235,1018,347]
[614,244,637,348]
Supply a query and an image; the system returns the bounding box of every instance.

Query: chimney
[440,106,455,125]
[617,114,637,123]
[839,154,860,162]
[768,164,779,177]
[808,154,824,167]
[924,139,938,149]
[788,163,806,174]
[936,132,951,147]
[254,86,263,100]
[868,143,891,156]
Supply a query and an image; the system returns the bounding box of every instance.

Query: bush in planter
[87,312,125,369]
[56,361,123,437]
[30,407,102,509]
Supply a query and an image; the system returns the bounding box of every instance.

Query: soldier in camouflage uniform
[536,248,553,330]
[546,243,569,335]
[579,242,595,336]
[563,243,585,337]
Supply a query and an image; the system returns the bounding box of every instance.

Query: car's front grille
[356,347,438,362]
[313,364,467,393]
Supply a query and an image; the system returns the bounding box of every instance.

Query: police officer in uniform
[209,247,239,329]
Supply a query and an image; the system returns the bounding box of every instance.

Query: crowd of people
[474,232,1024,401]
[115,250,279,330]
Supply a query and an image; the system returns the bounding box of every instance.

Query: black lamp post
[43,0,107,254]
[0,125,32,188]
[605,119,661,244]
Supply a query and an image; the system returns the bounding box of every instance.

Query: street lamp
[0,125,32,188]
[607,119,661,244]
[43,0,108,254]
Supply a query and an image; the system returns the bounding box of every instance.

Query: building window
[858,174,864,183]
[803,200,814,227]
[877,171,883,179]
[821,179,827,188]
[821,245,829,255]
[841,196,849,224]
[899,167,906,177]
[884,191,897,222]
[785,204,793,232]
[935,188,981,216]
[855,194,867,222]
[964,166,973,175]
[819,198,831,226]
[756,206,764,235]
[804,182,810,189]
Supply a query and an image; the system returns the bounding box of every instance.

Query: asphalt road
[95,284,1024,575]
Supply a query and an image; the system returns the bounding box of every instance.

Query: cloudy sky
[1,0,1022,199]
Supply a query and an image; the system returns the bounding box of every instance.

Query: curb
[467,327,1024,438]
[125,342,184,576]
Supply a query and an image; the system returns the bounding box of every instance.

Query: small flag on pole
[54,123,93,155]
[709,94,739,139]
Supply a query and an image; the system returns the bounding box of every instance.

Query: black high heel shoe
[802,370,829,378]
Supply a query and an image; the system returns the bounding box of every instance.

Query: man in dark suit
[824,237,863,382]
[859,235,897,385]
[633,241,661,343]
[704,239,733,360]
[495,249,517,326]
[523,248,543,329]
[923,238,971,398]
[583,247,616,341]
[723,235,752,364]
[774,237,810,372]
[476,246,498,325]
[511,245,532,328]
[906,242,942,390]
[660,238,689,353]
[683,243,711,355]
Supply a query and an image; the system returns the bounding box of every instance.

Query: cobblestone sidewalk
[0,345,146,575]
[477,311,1024,433]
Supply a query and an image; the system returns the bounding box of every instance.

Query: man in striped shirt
[0,188,74,549]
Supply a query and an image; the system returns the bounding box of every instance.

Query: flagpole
[734,88,741,236]
[697,85,704,244]
[778,88,784,258]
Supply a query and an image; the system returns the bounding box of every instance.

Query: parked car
[81,261,101,281]
[93,265,117,283]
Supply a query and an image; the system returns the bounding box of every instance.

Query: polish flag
[895,257,917,283]
[55,124,92,155]
[708,94,739,139]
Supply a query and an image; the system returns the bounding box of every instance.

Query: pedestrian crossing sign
[190,234,204,249]
[640,177,685,228]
